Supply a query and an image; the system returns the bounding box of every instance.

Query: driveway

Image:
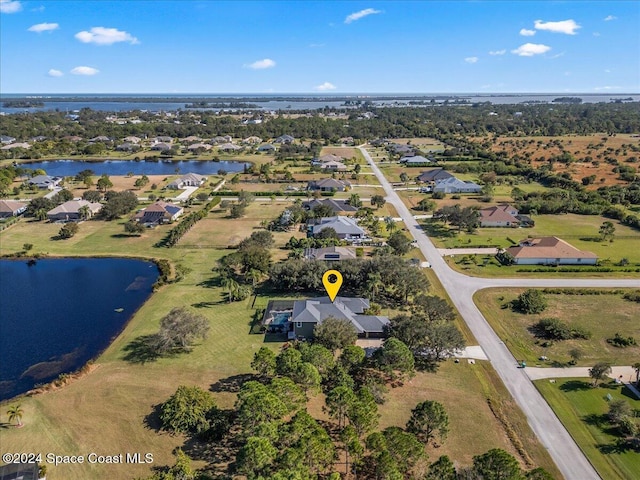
[438,248,499,255]
[358,146,639,480]
[174,186,199,201]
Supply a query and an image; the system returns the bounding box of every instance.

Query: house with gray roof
[257,143,276,152]
[309,216,367,242]
[0,135,16,144]
[0,199,27,218]
[303,246,357,261]
[417,169,453,183]
[166,173,207,189]
[28,175,62,190]
[275,134,295,144]
[302,198,358,214]
[307,178,351,192]
[433,177,482,194]
[47,200,102,222]
[291,296,389,339]
[151,142,171,151]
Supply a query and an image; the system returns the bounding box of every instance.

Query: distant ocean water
[1,93,637,114]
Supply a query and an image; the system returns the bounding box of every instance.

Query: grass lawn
[0,206,557,479]
[535,378,640,480]
[474,288,640,366]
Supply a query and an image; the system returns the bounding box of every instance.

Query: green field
[474,288,640,366]
[535,378,640,480]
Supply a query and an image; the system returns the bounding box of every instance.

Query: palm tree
[221,276,239,303]
[7,404,23,427]
[78,205,91,221]
[248,269,262,290]
[365,272,383,302]
[385,216,397,234]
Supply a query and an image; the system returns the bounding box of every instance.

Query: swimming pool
[271,312,292,326]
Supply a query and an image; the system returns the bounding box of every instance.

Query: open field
[426,213,640,264]
[0,200,560,478]
[319,146,361,160]
[535,378,640,480]
[474,288,640,366]
[469,134,640,188]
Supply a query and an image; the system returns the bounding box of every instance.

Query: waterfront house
[166,173,207,189]
[0,199,27,218]
[47,200,102,222]
[135,201,184,225]
[28,175,62,190]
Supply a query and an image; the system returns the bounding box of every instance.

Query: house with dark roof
[387,143,415,155]
[135,201,184,225]
[303,246,357,261]
[302,198,358,214]
[478,204,534,228]
[257,143,276,152]
[0,135,16,144]
[28,175,62,190]
[47,200,102,222]
[0,199,27,218]
[151,142,171,151]
[166,173,207,189]
[433,177,482,194]
[291,296,389,339]
[307,178,351,192]
[417,169,454,183]
[503,237,597,265]
[309,216,367,242]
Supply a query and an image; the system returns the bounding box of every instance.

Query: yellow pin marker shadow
[322,270,343,302]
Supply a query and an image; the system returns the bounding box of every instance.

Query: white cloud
[520,28,536,36]
[315,82,336,91]
[464,57,478,64]
[489,49,506,56]
[75,27,139,45]
[48,69,63,77]
[594,85,621,91]
[511,43,552,56]
[71,66,99,76]
[0,0,22,13]
[604,15,617,21]
[604,69,611,73]
[28,22,59,33]
[245,58,276,69]
[534,19,580,35]
[344,8,381,24]
[31,5,45,12]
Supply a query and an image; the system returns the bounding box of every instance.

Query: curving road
[359,146,640,480]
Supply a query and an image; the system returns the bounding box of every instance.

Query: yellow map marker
[322,270,343,302]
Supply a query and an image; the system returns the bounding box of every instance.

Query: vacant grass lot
[535,378,640,480]
[475,288,640,366]
[0,208,558,479]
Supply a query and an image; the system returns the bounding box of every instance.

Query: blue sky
[1,0,638,94]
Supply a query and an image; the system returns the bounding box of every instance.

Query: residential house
[303,246,357,261]
[387,143,415,156]
[28,175,62,190]
[504,237,598,265]
[1,142,31,150]
[135,201,184,225]
[153,136,173,144]
[187,143,212,152]
[0,199,27,218]
[478,204,534,228]
[320,160,348,172]
[291,296,389,339]
[400,155,433,166]
[307,178,351,192]
[243,136,263,144]
[116,142,139,152]
[340,136,355,145]
[47,200,102,222]
[417,169,454,183]
[218,143,242,152]
[123,136,142,144]
[257,143,276,152]
[151,142,171,151]
[274,134,295,144]
[166,173,207,189]
[89,136,111,142]
[180,135,202,143]
[0,135,16,144]
[433,177,482,194]
[63,135,83,142]
[309,216,367,242]
[302,198,358,214]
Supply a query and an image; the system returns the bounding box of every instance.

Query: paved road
[359,147,640,480]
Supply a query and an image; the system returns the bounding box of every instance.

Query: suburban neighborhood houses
[134,201,184,225]
[478,204,535,228]
[503,236,598,265]
[47,200,102,222]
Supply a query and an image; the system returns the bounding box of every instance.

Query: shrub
[533,318,591,340]
[607,333,637,348]
[58,222,79,239]
[512,289,547,314]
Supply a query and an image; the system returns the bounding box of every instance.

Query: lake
[0,258,158,401]
[18,159,249,177]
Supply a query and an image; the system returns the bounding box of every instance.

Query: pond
[17,159,250,177]
[0,257,158,401]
